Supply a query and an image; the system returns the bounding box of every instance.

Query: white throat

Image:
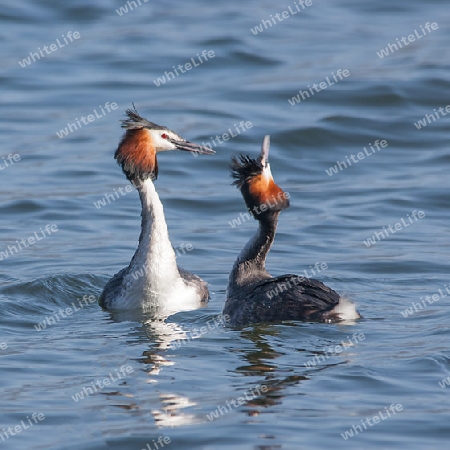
[118,178,200,314]
[133,178,180,278]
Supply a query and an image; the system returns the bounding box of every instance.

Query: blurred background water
[1,0,450,448]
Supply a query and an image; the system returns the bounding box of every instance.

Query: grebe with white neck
[223,136,360,326]
[99,108,215,314]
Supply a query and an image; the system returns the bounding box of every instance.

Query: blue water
[1,0,450,448]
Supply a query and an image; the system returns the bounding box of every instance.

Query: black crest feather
[231,155,263,189]
[120,104,168,131]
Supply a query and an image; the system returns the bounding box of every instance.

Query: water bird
[223,136,360,326]
[99,108,215,313]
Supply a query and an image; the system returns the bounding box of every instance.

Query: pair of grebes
[99,108,359,325]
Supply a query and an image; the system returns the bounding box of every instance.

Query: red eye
[161,133,168,139]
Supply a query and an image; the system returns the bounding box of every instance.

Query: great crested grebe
[99,108,215,313]
[223,136,360,326]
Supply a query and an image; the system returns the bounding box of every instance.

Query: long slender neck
[228,212,279,292]
[128,178,180,282]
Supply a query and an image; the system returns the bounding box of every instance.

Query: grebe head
[115,107,214,182]
[231,135,290,219]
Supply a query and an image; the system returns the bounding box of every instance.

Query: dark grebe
[99,108,215,313]
[223,136,359,326]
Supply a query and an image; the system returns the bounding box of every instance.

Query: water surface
[1,1,450,448]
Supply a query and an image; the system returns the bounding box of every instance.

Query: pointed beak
[170,139,216,155]
[260,135,270,167]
